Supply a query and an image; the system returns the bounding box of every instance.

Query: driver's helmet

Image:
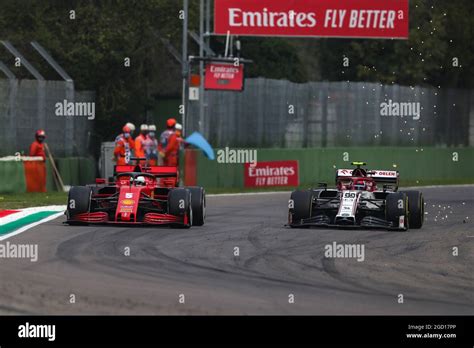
[135,176,146,186]
[354,180,367,191]
[352,168,367,177]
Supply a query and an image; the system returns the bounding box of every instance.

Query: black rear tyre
[385,192,409,231]
[401,190,424,229]
[187,186,205,226]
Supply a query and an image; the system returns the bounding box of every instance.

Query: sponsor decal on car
[337,191,359,218]
[399,215,405,229]
[337,169,353,177]
[372,170,398,177]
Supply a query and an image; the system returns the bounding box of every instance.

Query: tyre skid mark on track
[321,256,395,298]
[56,228,154,266]
[54,215,474,307]
[141,238,387,297]
[143,244,270,280]
[320,254,473,308]
[57,227,263,284]
[0,304,34,315]
[242,222,383,296]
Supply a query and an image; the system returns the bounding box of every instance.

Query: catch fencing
[0,78,94,157]
[188,78,474,148]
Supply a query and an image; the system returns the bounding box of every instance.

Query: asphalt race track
[0,186,473,315]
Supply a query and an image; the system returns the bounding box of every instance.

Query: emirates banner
[244,160,299,187]
[215,0,409,39]
[204,63,244,91]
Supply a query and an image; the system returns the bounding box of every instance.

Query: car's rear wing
[335,169,354,178]
[336,169,399,189]
[145,166,178,178]
[114,165,137,175]
[114,165,178,178]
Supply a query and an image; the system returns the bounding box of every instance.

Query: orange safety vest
[164,133,182,167]
[114,135,135,165]
[134,134,147,159]
[29,140,46,161]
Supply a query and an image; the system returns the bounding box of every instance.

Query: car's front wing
[288,214,402,230]
[66,211,189,226]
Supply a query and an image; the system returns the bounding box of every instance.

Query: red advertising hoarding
[215,0,409,39]
[204,63,244,91]
[244,160,299,188]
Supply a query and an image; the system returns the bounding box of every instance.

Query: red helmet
[166,118,177,128]
[35,129,46,138]
[122,125,131,133]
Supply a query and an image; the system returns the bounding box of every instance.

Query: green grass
[0,192,68,209]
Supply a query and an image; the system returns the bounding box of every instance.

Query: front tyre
[289,190,313,227]
[401,190,424,229]
[385,192,409,231]
[168,188,192,228]
[187,187,205,226]
[66,186,91,225]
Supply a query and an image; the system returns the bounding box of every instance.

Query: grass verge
[0,192,68,209]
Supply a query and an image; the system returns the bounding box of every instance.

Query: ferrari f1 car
[65,159,205,228]
[288,162,424,231]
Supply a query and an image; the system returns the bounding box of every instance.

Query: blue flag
[185,132,215,160]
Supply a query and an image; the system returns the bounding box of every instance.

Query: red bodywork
[337,176,377,192]
[70,164,189,225]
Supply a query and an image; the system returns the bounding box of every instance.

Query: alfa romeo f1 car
[288,162,424,231]
[65,159,205,228]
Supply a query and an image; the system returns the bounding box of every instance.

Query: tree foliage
[0,0,472,145]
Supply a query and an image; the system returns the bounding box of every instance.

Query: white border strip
[0,210,22,225]
[0,211,64,241]
[0,205,66,225]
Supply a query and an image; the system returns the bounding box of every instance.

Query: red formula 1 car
[288,162,424,231]
[65,159,205,228]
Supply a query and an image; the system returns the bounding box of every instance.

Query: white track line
[0,207,65,241]
[0,211,64,241]
[0,205,66,225]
